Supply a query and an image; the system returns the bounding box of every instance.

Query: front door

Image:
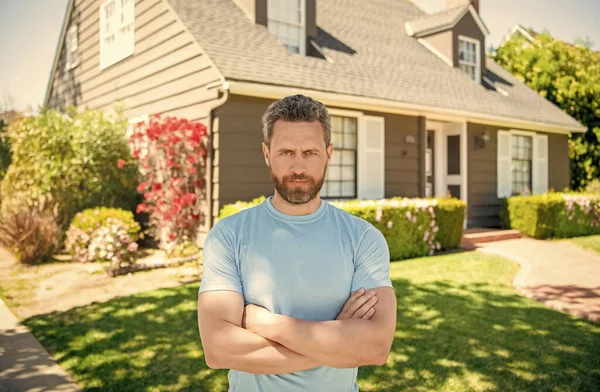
[427,121,467,204]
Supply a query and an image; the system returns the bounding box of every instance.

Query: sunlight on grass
[23,251,600,392]
[569,235,600,255]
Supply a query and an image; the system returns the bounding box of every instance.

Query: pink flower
[117,159,126,169]
[423,231,430,241]
[127,242,138,252]
[387,221,393,229]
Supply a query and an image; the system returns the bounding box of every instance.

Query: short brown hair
[261,94,331,148]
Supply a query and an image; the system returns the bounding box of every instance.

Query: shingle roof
[405,5,469,37]
[167,0,585,131]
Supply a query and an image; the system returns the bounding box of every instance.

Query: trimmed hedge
[500,193,600,239]
[219,196,466,261]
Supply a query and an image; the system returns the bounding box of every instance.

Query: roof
[166,0,584,132]
[405,5,489,38]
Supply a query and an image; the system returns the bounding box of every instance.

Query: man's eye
[305,151,314,155]
[282,151,292,156]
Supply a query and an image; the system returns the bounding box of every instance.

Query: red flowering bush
[125,114,207,247]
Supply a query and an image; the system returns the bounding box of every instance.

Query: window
[321,116,357,198]
[65,25,78,70]
[458,35,480,82]
[99,0,135,70]
[267,0,305,55]
[511,134,532,195]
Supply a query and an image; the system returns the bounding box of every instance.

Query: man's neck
[270,192,322,216]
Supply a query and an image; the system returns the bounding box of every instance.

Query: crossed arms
[197,286,396,374]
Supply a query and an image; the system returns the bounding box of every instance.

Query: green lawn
[24,251,600,392]
[569,235,600,255]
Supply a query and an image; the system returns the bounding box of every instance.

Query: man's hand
[336,288,378,320]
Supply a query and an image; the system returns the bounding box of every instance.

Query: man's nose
[290,154,307,174]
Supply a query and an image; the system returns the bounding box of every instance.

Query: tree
[493,31,600,191]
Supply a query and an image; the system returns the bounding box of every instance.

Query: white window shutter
[533,134,549,194]
[497,130,512,198]
[358,115,385,200]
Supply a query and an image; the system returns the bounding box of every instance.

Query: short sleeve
[351,225,393,292]
[198,221,243,295]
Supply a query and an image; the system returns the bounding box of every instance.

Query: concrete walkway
[477,238,600,324]
[0,299,80,392]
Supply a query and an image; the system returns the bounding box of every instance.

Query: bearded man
[197,94,396,392]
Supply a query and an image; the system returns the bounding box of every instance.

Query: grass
[569,235,600,255]
[22,251,600,392]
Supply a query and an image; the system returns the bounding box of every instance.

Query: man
[197,94,396,391]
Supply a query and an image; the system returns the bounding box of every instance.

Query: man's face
[262,120,333,205]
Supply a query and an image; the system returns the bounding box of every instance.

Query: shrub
[501,193,600,239]
[127,114,208,247]
[219,196,267,220]
[0,119,11,183]
[65,207,141,270]
[0,198,60,264]
[219,196,466,261]
[585,179,600,194]
[1,107,138,229]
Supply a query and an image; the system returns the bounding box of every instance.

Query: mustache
[284,174,313,182]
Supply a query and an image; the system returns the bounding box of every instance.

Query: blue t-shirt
[198,196,392,392]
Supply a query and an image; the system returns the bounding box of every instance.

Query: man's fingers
[362,308,376,319]
[346,290,377,317]
[339,288,365,316]
[352,295,378,318]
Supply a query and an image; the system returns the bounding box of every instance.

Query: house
[44,0,586,243]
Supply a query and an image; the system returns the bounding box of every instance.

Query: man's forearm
[258,317,387,368]
[205,320,322,374]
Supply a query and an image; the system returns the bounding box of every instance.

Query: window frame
[509,131,534,196]
[267,0,306,56]
[320,108,363,200]
[65,24,79,71]
[457,35,481,83]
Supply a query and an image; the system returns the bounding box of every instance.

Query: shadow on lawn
[23,285,228,392]
[22,279,600,392]
[358,278,600,392]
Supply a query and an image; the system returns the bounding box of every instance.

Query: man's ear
[262,142,270,168]
[326,143,334,162]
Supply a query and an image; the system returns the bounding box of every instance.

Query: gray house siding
[47,0,223,124]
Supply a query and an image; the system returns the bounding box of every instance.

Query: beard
[270,165,327,205]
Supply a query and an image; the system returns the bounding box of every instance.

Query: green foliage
[69,207,141,242]
[0,119,11,182]
[493,32,600,190]
[425,198,467,249]
[1,107,138,228]
[219,196,466,260]
[501,193,600,239]
[166,239,201,260]
[65,207,141,268]
[218,196,267,220]
[584,179,600,194]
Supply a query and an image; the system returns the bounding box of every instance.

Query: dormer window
[458,35,480,83]
[267,0,305,55]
